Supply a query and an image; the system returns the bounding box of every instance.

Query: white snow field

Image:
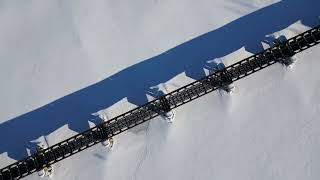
[0,0,320,180]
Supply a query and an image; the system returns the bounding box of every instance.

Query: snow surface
[0,0,320,180]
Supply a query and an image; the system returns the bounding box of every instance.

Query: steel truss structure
[1,25,320,180]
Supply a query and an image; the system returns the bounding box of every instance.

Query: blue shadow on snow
[0,0,319,160]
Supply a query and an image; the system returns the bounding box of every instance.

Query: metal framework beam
[1,25,319,180]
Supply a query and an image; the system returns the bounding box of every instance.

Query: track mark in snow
[57,0,86,52]
[132,121,151,180]
[32,63,39,75]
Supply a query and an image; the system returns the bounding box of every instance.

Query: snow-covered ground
[0,0,320,179]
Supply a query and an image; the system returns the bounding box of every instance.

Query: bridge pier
[218,69,235,94]
[36,144,53,178]
[93,111,115,149]
[268,35,298,68]
[159,96,174,123]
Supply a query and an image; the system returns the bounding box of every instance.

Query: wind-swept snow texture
[0,0,319,180]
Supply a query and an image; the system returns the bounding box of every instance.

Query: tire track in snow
[132,121,151,180]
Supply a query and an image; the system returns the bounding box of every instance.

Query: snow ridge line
[1,25,320,180]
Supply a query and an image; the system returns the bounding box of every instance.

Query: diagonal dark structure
[2,0,319,161]
[1,25,319,180]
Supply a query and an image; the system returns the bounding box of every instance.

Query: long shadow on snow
[0,0,319,160]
